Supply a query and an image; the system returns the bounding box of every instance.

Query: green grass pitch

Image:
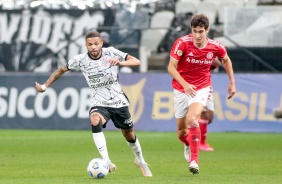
[0,130,282,184]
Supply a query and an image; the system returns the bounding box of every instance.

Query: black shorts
[89,106,133,129]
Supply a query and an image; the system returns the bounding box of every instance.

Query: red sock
[188,127,201,163]
[199,118,209,145]
[178,132,189,146]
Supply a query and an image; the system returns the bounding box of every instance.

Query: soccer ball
[87,158,109,179]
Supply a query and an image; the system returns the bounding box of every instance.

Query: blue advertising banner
[0,73,281,132]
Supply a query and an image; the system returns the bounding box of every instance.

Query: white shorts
[174,86,212,118]
[206,95,214,111]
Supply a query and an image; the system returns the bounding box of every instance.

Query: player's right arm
[35,64,69,93]
[167,57,196,97]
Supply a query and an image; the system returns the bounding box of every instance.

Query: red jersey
[170,34,226,92]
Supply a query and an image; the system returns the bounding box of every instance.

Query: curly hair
[190,13,209,29]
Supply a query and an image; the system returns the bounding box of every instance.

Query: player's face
[86,37,103,59]
[191,26,209,47]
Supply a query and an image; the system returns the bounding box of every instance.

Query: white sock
[127,138,146,164]
[92,132,111,164]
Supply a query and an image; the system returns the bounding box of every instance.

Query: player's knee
[187,116,198,125]
[208,119,213,124]
[201,111,209,119]
[91,118,102,133]
[122,128,135,141]
[208,111,214,124]
[126,134,136,143]
[90,113,103,133]
[90,113,101,126]
[177,129,188,137]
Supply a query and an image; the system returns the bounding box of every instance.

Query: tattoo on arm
[45,65,69,86]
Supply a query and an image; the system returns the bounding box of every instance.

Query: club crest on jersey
[177,50,183,56]
[100,56,110,66]
[207,52,213,59]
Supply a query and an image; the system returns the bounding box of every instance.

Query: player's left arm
[108,55,140,66]
[221,54,236,99]
[121,55,140,66]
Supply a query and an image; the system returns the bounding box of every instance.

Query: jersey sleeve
[109,47,128,61]
[67,54,82,71]
[217,42,227,59]
[170,38,185,61]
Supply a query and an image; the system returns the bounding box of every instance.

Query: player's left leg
[173,89,191,163]
[186,102,204,174]
[121,128,152,177]
[111,106,152,177]
[175,117,191,163]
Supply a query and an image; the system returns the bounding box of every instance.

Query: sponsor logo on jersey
[102,100,121,106]
[124,118,133,126]
[91,79,117,89]
[88,74,104,79]
[186,58,213,64]
[188,52,194,56]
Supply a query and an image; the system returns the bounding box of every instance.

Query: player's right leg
[111,106,152,177]
[185,86,211,175]
[176,117,191,163]
[173,90,191,163]
[89,107,116,173]
[121,128,153,177]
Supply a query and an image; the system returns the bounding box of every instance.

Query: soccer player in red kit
[167,13,236,174]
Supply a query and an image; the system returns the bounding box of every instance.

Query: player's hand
[227,82,236,99]
[108,58,120,66]
[35,82,46,93]
[183,83,197,97]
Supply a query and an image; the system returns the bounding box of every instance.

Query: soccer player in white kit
[35,31,152,177]
[168,13,236,174]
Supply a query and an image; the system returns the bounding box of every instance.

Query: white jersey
[67,47,129,108]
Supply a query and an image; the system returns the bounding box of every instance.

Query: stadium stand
[140,10,175,70]
[175,0,199,14]
[245,0,259,6]
[217,1,245,24]
[0,0,281,72]
[196,1,218,25]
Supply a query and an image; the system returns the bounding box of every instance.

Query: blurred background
[0,0,282,132]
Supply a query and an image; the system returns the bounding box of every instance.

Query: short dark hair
[190,13,209,29]
[85,31,101,40]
